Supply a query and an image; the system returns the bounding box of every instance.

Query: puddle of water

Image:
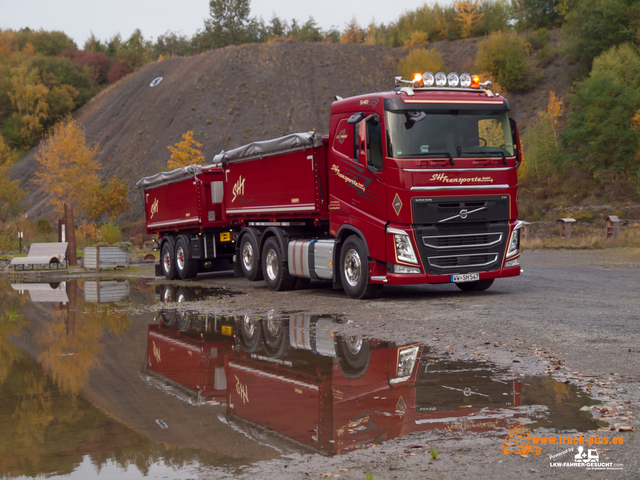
[0,280,601,478]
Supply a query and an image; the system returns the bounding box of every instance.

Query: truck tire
[175,236,198,280]
[239,234,263,281]
[161,240,178,280]
[339,236,382,299]
[337,336,371,377]
[262,237,295,291]
[455,278,494,292]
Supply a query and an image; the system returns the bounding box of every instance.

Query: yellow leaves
[340,17,364,44]
[547,91,564,126]
[86,176,132,220]
[8,66,49,140]
[0,163,27,221]
[398,48,446,81]
[34,117,101,215]
[453,0,484,39]
[167,131,204,170]
[403,31,430,49]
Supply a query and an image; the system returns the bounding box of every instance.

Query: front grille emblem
[459,209,468,219]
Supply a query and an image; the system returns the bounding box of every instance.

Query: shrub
[591,43,640,90]
[100,222,121,244]
[475,31,540,91]
[398,48,446,80]
[36,218,53,234]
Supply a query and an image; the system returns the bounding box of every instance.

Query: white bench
[10,242,68,270]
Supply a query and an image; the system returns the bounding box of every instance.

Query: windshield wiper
[403,151,454,166]
[462,150,507,165]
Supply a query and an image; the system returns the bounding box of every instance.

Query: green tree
[561,73,640,176]
[563,0,638,72]
[475,31,539,91]
[591,43,640,90]
[0,136,26,219]
[522,92,564,181]
[205,0,253,47]
[7,65,49,143]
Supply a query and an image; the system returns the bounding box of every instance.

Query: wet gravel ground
[176,249,640,479]
[3,249,639,478]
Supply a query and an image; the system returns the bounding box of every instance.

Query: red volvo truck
[137,73,524,298]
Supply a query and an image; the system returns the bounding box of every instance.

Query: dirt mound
[10,34,576,223]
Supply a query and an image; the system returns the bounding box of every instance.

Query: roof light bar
[435,72,447,87]
[447,72,459,87]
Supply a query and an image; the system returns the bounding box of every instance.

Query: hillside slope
[10,33,576,223]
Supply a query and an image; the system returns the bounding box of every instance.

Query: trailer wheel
[339,236,382,299]
[161,241,178,280]
[239,234,263,281]
[175,236,198,280]
[455,279,494,292]
[337,336,371,377]
[262,237,295,291]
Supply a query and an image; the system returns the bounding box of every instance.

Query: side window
[367,119,383,171]
[353,117,383,171]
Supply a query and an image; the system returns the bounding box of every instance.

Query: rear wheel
[175,236,198,280]
[262,237,295,291]
[455,278,494,292]
[161,240,177,280]
[240,234,263,281]
[339,236,382,299]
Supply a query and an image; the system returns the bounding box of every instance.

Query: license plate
[220,232,231,242]
[451,273,479,283]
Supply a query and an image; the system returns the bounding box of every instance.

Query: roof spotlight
[435,72,447,87]
[447,73,459,87]
[423,72,435,87]
[460,73,472,88]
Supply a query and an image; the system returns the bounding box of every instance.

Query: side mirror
[509,117,521,169]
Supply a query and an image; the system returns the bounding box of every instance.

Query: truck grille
[411,196,509,275]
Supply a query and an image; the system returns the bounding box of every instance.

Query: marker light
[471,74,481,88]
[447,72,459,87]
[413,73,422,88]
[460,73,472,88]
[435,72,447,87]
[423,72,435,87]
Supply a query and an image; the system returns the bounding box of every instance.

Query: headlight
[391,345,420,383]
[506,228,520,258]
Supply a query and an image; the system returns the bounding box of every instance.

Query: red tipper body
[137,81,523,297]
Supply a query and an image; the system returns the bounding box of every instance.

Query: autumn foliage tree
[454,0,484,38]
[34,117,101,215]
[86,176,132,220]
[0,136,26,220]
[167,131,204,170]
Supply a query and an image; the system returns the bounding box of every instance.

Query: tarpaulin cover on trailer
[135,164,202,190]
[211,132,322,165]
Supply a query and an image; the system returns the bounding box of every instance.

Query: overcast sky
[2,0,432,48]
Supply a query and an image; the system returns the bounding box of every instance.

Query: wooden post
[96,247,100,272]
[64,203,77,266]
[66,280,77,337]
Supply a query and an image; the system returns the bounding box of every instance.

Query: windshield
[385,110,514,159]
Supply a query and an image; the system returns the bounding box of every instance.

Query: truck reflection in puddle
[143,307,599,456]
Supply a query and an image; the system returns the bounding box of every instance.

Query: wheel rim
[265,248,279,280]
[343,248,361,287]
[242,242,254,271]
[176,246,185,270]
[344,336,363,354]
[242,316,256,338]
[163,250,171,272]
[162,288,172,303]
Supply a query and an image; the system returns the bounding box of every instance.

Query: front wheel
[455,278,494,292]
[339,236,382,299]
[262,237,295,291]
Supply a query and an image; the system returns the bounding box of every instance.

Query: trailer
[137,73,524,298]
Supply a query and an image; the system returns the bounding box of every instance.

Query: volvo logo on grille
[460,209,469,219]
